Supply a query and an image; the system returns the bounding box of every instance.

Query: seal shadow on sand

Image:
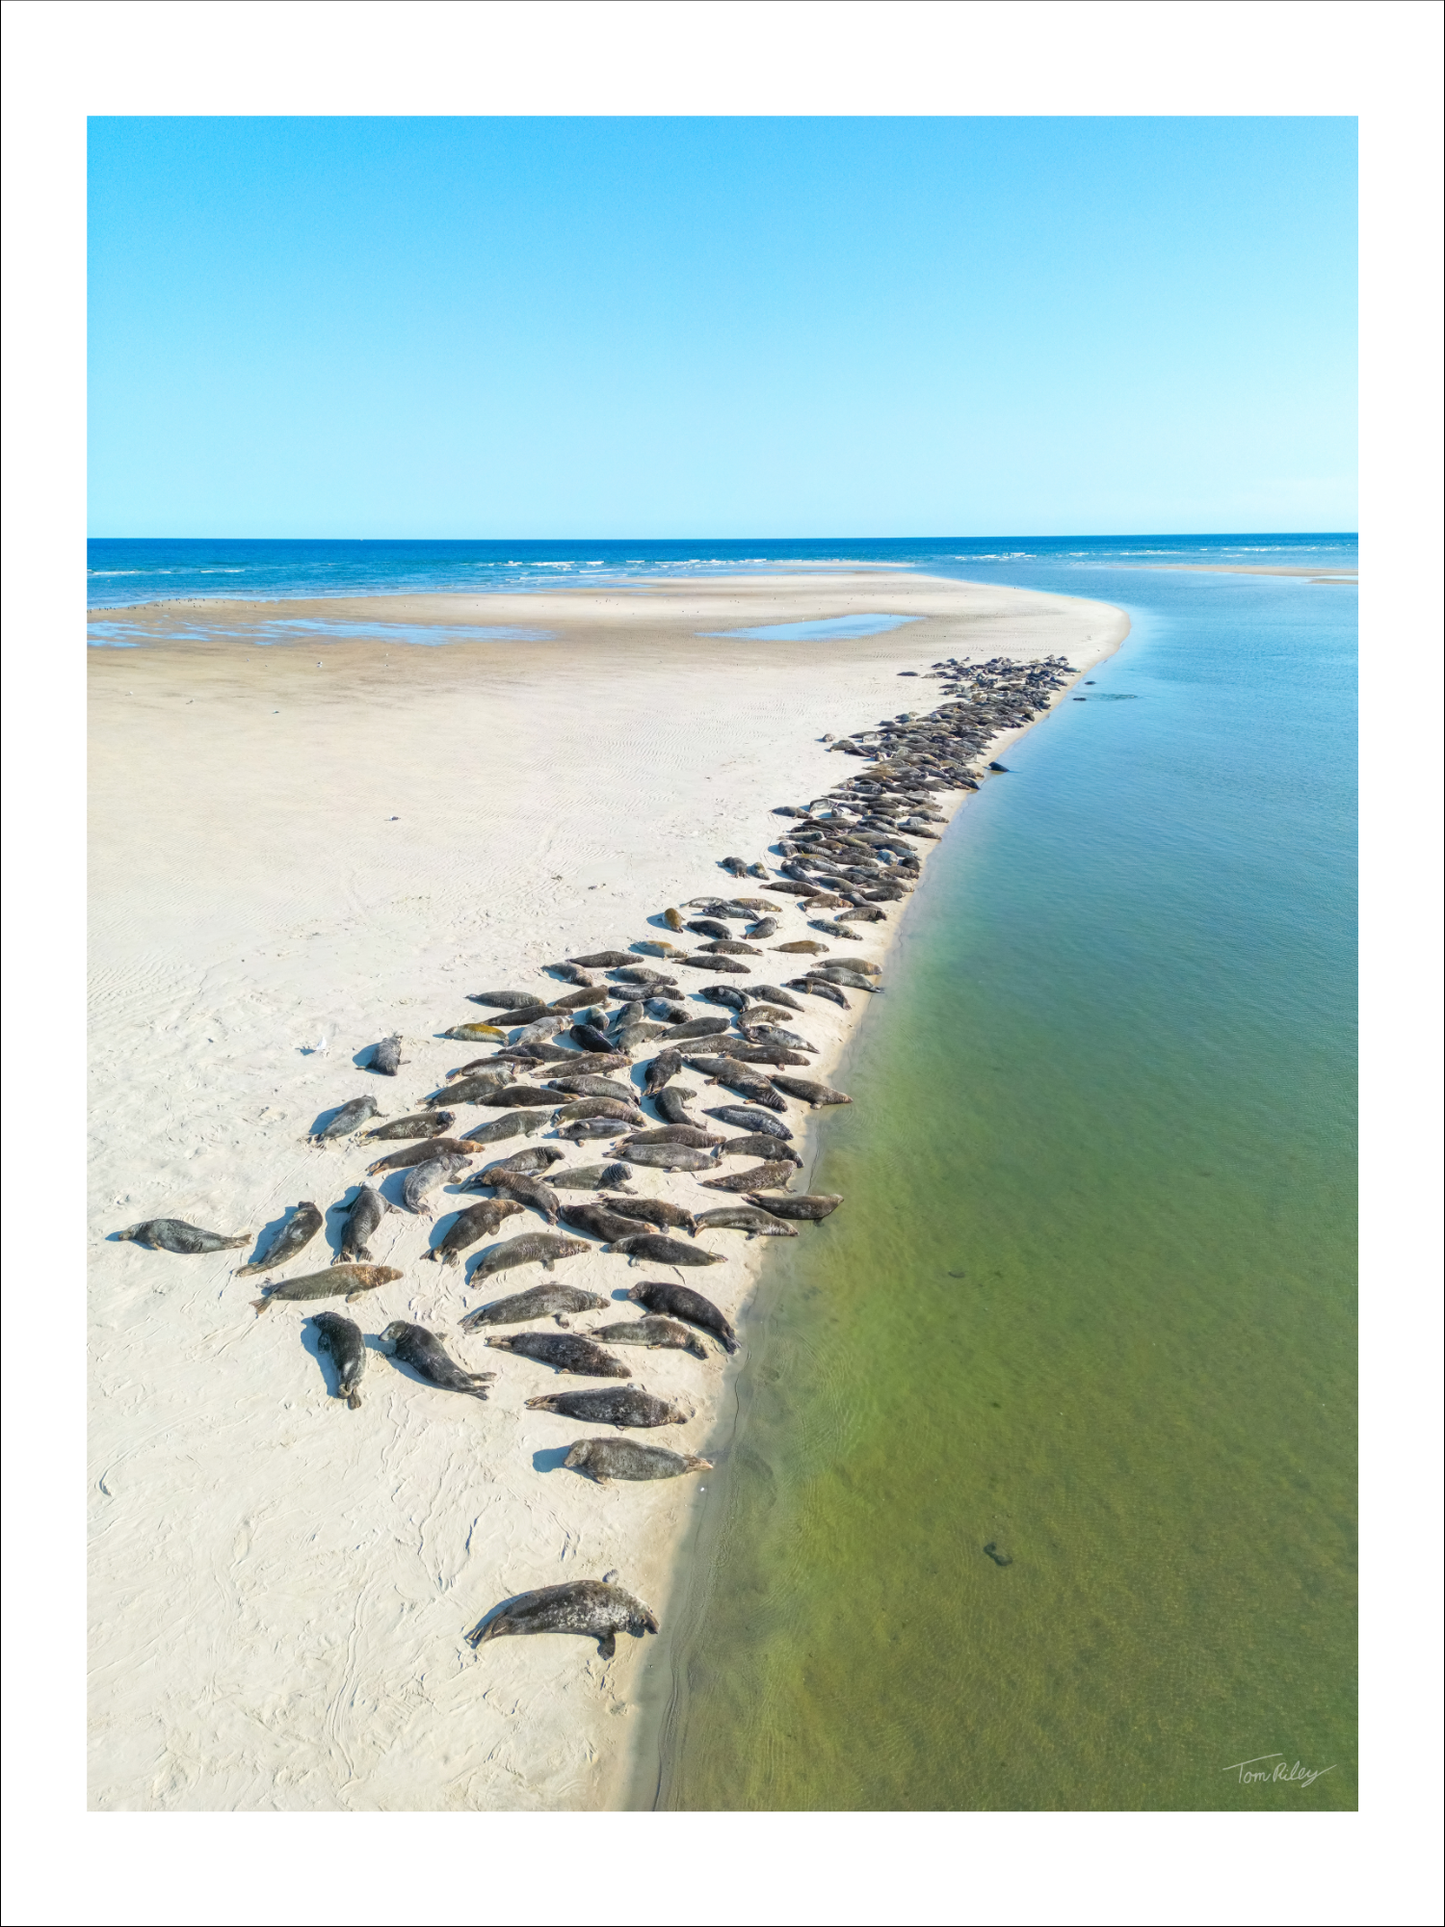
[307,1099,363,1139]
[324,1185,370,1258]
[239,1205,302,1271]
[299,1316,344,1400]
[530,1446,576,1476]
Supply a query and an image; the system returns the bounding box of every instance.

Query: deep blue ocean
[87,533,1356,617]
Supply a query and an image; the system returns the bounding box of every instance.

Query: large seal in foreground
[252,1262,400,1313]
[310,1311,367,1409]
[627,1279,737,1352]
[464,1579,658,1660]
[113,1218,250,1254]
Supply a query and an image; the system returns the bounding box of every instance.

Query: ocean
[628,551,1358,1811]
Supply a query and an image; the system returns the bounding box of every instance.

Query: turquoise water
[86,616,553,648]
[638,565,1357,1811]
[698,613,922,641]
[86,533,1356,607]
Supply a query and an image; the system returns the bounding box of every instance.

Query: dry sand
[88,572,1127,1810]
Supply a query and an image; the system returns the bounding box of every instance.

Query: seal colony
[91,573,1125,1809]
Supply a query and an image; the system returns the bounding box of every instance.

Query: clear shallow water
[86,616,553,648]
[697,613,922,642]
[637,562,1357,1811]
[87,533,1356,608]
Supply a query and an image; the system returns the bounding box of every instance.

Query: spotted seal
[464,1579,659,1659]
[701,1160,797,1194]
[704,1104,793,1140]
[524,1387,692,1429]
[251,1262,400,1314]
[599,1195,697,1235]
[588,1317,710,1360]
[114,1218,250,1254]
[653,1086,699,1126]
[310,1311,368,1409]
[423,1197,524,1263]
[424,1072,511,1106]
[475,1084,561,1109]
[644,1049,684,1095]
[564,1438,711,1484]
[787,975,849,1008]
[616,1143,720,1172]
[546,1075,635,1103]
[309,1096,380,1143]
[721,1132,803,1165]
[605,1232,724,1268]
[478,1146,566,1178]
[335,1184,394,1262]
[656,1016,731,1042]
[621,1124,722,1148]
[235,1202,323,1276]
[484,1331,630,1377]
[484,1168,562,1223]
[469,990,545,1010]
[557,1200,649,1242]
[769,1074,853,1108]
[555,1097,646,1126]
[458,1111,548,1146]
[546,1161,635,1192]
[568,950,639,969]
[556,1117,627,1142]
[626,1279,737,1352]
[379,1320,495,1400]
[470,1232,589,1281]
[458,1283,610,1331]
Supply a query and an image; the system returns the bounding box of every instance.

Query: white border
[3,4,1441,1924]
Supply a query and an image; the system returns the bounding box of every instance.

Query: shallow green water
[639,570,1356,1811]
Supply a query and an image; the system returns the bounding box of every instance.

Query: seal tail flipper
[684,1455,714,1472]
[465,1617,501,1649]
[346,1392,362,1411]
[251,1297,271,1315]
[596,1633,617,1660]
[222,1234,252,1248]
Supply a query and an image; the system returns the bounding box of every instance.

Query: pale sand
[1128,563,1357,583]
[88,573,1127,1810]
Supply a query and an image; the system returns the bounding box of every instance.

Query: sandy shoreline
[88,572,1127,1810]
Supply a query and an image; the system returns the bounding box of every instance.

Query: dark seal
[311,1311,367,1409]
[464,1579,659,1660]
[379,1320,496,1400]
[113,1218,250,1254]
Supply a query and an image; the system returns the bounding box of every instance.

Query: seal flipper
[597,1632,617,1660]
[251,1297,271,1315]
[346,1391,362,1411]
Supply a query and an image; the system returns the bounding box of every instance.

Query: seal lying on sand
[459,1111,548,1146]
[654,1087,699,1126]
[401,1151,471,1216]
[335,1184,393,1262]
[252,1262,400,1313]
[482,1168,562,1224]
[705,1104,793,1140]
[721,1133,804,1165]
[546,1074,635,1103]
[559,1201,653,1243]
[484,1331,630,1378]
[464,1578,659,1660]
[366,1136,474,1175]
[605,1232,724,1268]
[524,1387,692,1429]
[694,1204,797,1237]
[425,1072,511,1106]
[546,1162,635,1192]
[589,1316,710,1359]
[369,1035,404,1076]
[627,1279,737,1352]
[599,1195,696,1235]
[470,1233,589,1281]
[701,1160,797,1194]
[564,1438,711,1484]
[745,1191,843,1221]
[423,1197,524,1263]
[621,1124,722,1148]
[236,1202,323,1276]
[379,1320,495,1400]
[769,1074,853,1108]
[457,1283,609,1332]
[615,1143,720,1171]
[362,1110,456,1141]
[114,1218,250,1254]
[311,1311,367,1409]
[309,1096,380,1143]
[644,1048,683,1095]
[556,1117,627,1142]
[479,1146,566,1177]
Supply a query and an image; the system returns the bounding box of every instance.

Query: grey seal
[469,990,545,1010]
[598,1195,697,1235]
[693,1204,797,1237]
[464,1578,659,1659]
[235,1202,324,1276]
[311,1311,367,1409]
[425,1072,511,1106]
[366,1136,476,1175]
[251,1262,401,1314]
[379,1320,495,1400]
[653,1086,700,1125]
[524,1387,692,1429]
[568,950,640,969]
[769,1074,853,1107]
[362,1110,457,1141]
[721,1133,803,1165]
[483,1168,562,1224]
[556,1117,628,1141]
[701,1159,797,1193]
[478,1146,566,1177]
[335,1184,394,1262]
[457,1283,609,1332]
[475,1084,562,1108]
[309,1096,380,1143]
[643,1048,684,1095]
[401,1151,471,1216]
[605,1232,724,1267]
[563,1438,711,1484]
[588,1317,710,1359]
[546,1075,635,1103]
[555,1097,646,1126]
[470,1232,589,1281]
[626,1279,737,1352]
[369,1035,404,1076]
[113,1218,250,1254]
[656,1016,731,1042]
[558,1201,653,1242]
[547,1161,635,1192]
[458,1111,549,1146]
[787,975,850,1008]
[704,1104,793,1140]
[615,1143,720,1171]
[423,1197,524,1264]
[746,1191,843,1221]
[483,1331,631,1377]
[621,1124,722,1148]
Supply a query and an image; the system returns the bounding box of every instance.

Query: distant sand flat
[1126,562,1357,582]
[88,573,1126,1811]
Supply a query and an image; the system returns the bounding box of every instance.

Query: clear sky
[88,117,1357,538]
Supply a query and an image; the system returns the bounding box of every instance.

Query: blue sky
[88,117,1356,537]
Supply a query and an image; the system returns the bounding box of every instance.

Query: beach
[88,571,1127,1811]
